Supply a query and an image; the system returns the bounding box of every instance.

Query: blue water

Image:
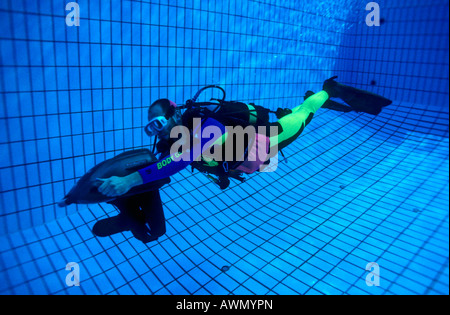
[0,0,448,295]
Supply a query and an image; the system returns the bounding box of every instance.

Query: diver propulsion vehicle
[57,149,170,207]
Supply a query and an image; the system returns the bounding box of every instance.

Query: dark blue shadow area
[0,0,448,295]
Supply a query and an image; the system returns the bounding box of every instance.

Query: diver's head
[144,99,181,140]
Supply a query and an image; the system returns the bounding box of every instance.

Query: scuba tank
[174,85,274,190]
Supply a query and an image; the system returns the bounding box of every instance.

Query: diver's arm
[137,117,225,184]
[127,172,144,186]
[137,151,195,184]
[97,172,143,197]
[97,152,193,197]
[98,117,225,196]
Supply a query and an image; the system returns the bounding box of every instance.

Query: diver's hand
[97,172,143,197]
[97,176,131,197]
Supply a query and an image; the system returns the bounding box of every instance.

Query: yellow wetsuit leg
[269,90,329,151]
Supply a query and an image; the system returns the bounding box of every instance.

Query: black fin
[323,76,392,115]
[304,90,352,113]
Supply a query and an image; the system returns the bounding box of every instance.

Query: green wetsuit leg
[269,90,329,151]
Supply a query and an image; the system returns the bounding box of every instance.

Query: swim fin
[304,91,353,113]
[92,211,161,243]
[323,76,392,115]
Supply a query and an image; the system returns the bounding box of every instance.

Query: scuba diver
[96,76,392,242]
